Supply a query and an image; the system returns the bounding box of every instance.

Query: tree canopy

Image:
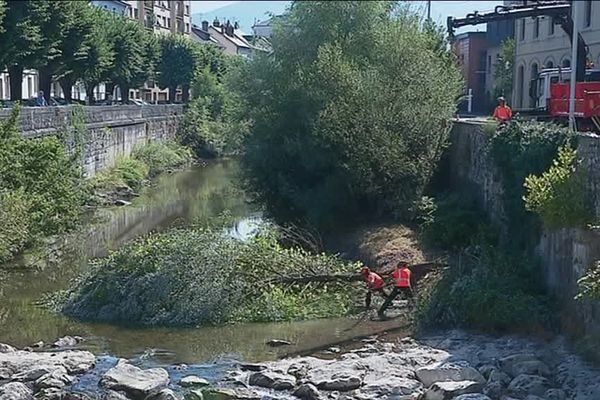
[238,1,463,229]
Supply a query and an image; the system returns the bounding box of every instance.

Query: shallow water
[0,160,406,366]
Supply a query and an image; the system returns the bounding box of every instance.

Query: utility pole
[427,0,431,21]
[569,0,580,130]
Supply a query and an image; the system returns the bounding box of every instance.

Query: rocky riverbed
[1,330,599,400]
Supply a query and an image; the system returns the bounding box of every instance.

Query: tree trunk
[168,85,177,103]
[38,66,53,104]
[7,64,24,102]
[182,84,190,103]
[85,84,96,105]
[105,82,116,102]
[59,77,75,103]
[121,85,130,102]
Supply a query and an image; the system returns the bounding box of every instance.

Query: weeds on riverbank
[0,106,86,263]
[58,224,361,326]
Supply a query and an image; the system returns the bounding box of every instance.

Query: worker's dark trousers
[365,288,388,308]
[378,286,413,315]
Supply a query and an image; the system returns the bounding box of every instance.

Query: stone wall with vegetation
[0,105,184,177]
[446,121,600,336]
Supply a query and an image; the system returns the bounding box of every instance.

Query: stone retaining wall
[0,105,184,176]
[446,121,600,336]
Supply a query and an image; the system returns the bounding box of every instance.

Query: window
[533,17,539,38]
[27,77,33,98]
[185,4,189,15]
[167,17,171,27]
[520,19,525,41]
[517,65,524,108]
[186,23,190,33]
[584,1,592,28]
[546,60,554,69]
[163,16,166,26]
[562,59,571,68]
[548,17,555,35]
[134,8,138,18]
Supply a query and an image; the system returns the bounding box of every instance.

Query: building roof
[454,31,487,41]
[209,25,252,49]
[191,24,221,46]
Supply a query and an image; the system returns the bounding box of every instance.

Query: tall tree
[239,1,463,229]
[158,34,199,103]
[493,38,515,101]
[0,1,6,35]
[0,1,50,101]
[106,16,147,101]
[80,8,115,104]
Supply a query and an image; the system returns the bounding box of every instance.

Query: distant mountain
[192,1,290,32]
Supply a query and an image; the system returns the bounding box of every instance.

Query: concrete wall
[446,121,600,335]
[0,104,184,177]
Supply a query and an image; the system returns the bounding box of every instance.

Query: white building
[0,70,39,102]
[252,17,275,39]
[513,0,600,109]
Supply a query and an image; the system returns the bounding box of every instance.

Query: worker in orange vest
[378,262,414,318]
[492,96,513,123]
[361,266,388,308]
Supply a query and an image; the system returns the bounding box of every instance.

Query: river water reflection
[0,160,405,365]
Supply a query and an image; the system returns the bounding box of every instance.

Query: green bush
[238,2,463,229]
[420,194,493,251]
[524,145,592,230]
[91,157,149,192]
[419,246,553,332]
[490,120,573,247]
[0,189,31,263]
[132,141,191,177]
[0,106,86,237]
[60,225,360,326]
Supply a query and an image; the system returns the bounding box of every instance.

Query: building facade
[513,0,600,109]
[453,31,488,113]
[484,18,515,103]
[90,0,130,16]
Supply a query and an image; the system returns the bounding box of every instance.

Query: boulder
[34,388,63,400]
[511,361,551,378]
[478,365,497,380]
[34,366,75,389]
[180,375,210,387]
[100,360,169,399]
[248,371,295,390]
[0,368,11,380]
[102,391,130,400]
[287,363,309,379]
[523,396,545,400]
[293,383,322,400]
[507,374,550,398]
[498,355,538,376]
[52,336,80,348]
[488,370,511,386]
[145,389,182,400]
[0,349,95,376]
[483,381,504,399]
[0,344,16,353]
[359,377,423,397]
[545,388,566,400]
[238,363,266,372]
[200,388,260,400]
[313,372,362,392]
[0,382,33,400]
[266,339,292,347]
[11,366,55,382]
[424,380,483,400]
[416,361,485,388]
[454,395,492,400]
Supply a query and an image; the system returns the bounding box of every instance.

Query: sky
[191,1,503,33]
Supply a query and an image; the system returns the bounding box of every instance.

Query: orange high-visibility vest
[392,267,411,288]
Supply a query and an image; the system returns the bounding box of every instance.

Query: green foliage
[179,60,249,158]
[492,38,515,100]
[524,145,592,229]
[419,245,553,332]
[238,1,463,229]
[577,261,600,300]
[158,34,200,100]
[0,189,31,263]
[0,106,85,240]
[60,225,360,326]
[420,194,494,251]
[92,157,148,192]
[132,141,192,177]
[490,121,573,247]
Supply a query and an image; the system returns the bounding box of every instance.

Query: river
[0,160,405,369]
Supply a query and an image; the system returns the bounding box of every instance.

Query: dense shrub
[0,189,31,263]
[238,2,463,229]
[418,245,553,332]
[489,120,573,246]
[132,141,192,177]
[0,106,86,238]
[524,145,592,230]
[60,225,360,326]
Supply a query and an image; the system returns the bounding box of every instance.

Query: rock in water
[103,391,131,400]
[0,382,33,400]
[453,395,492,400]
[415,361,485,387]
[52,336,80,348]
[265,339,292,347]
[238,363,267,372]
[0,344,16,353]
[314,372,362,391]
[100,359,169,399]
[507,374,550,398]
[145,389,182,400]
[248,371,296,390]
[180,375,210,387]
[293,383,322,400]
[424,380,483,400]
